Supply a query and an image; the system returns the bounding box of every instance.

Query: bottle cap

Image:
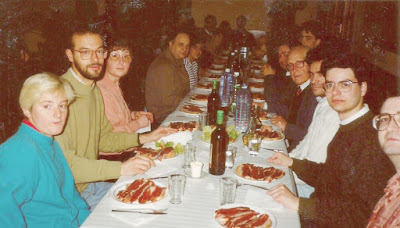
[212,80,218,89]
[225,68,230,73]
[216,110,224,124]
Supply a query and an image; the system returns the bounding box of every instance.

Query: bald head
[289,46,308,60]
[287,46,310,85]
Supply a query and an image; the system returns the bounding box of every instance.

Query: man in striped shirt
[184,34,205,90]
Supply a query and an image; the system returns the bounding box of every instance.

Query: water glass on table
[248,133,261,156]
[219,177,237,205]
[168,174,186,204]
[198,112,207,131]
[225,146,237,168]
[182,143,196,169]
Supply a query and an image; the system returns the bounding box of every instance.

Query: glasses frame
[73,49,107,60]
[109,52,132,63]
[324,80,362,93]
[373,113,400,131]
[286,60,305,71]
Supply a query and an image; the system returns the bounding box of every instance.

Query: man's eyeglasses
[109,52,132,63]
[324,80,362,93]
[373,113,400,131]
[73,49,107,60]
[286,61,305,71]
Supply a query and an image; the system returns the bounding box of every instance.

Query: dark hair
[204,14,216,23]
[305,37,348,65]
[299,20,325,40]
[108,36,133,54]
[67,21,104,50]
[189,32,205,47]
[166,30,189,44]
[321,52,370,83]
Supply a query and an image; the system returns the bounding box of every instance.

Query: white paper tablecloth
[81,78,300,228]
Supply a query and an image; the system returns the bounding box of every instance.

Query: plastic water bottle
[220,68,233,108]
[235,84,252,132]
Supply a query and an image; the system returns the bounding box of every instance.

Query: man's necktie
[296,87,302,96]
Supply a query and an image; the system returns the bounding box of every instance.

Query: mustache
[88,63,102,67]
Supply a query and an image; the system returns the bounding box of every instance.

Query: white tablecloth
[81,78,300,228]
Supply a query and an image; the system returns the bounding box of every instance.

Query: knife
[237,183,270,191]
[111,209,167,215]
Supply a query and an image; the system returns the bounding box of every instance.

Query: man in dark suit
[271,46,318,150]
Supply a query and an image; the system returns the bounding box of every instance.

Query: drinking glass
[168,174,186,204]
[182,143,196,169]
[248,133,261,156]
[219,177,237,205]
[198,112,207,131]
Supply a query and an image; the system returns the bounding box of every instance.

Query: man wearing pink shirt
[368,96,400,227]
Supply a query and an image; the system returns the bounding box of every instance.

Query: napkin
[158,131,193,146]
[236,187,284,211]
[136,120,151,133]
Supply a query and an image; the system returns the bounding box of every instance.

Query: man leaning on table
[55,22,176,210]
[288,45,340,198]
[145,31,191,127]
[267,52,395,227]
[367,96,400,227]
[270,46,318,150]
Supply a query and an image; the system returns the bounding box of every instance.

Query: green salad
[155,140,185,154]
[201,125,240,143]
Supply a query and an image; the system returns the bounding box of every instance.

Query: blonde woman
[0,73,89,227]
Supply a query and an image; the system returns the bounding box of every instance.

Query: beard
[74,60,104,81]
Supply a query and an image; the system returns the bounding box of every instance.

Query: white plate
[233,163,285,183]
[249,77,264,83]
[214,203,276,228]
[208,69,224,74]
[250,88,264,93]
[111,180,169,207]
[211,64,224,69]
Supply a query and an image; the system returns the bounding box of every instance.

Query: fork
[237,183,270,191]
[111,209,167,214]
[153,150,163,160]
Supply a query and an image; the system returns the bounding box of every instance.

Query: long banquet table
[81,75,301,228]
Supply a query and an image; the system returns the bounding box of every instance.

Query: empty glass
[219,177,237,205]
[182,143,196,169]
[168,174,186,204]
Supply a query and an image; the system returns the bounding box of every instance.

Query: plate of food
[208,68,224,74]
[248,82,264,92]
[211,64,224,69]
[167,121,198,132]
[249,74,265,82]
[180,104,205,115]
[251,92,265,103]
[215,204,276,228]
[259,125,284,142]
[196,83,212,90]
[205,74,222,81]
[133,146,179,160]
[189,94,209,104]
[258,110,270,121]
[234,163,285,183]
[199,125,240,144]
[112,179,168,205]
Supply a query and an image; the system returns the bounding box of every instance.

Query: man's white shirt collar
[69,68,94,87]
[299,79,310,91]
[204,28,213,36]
[285,71,291,77]
[340,104,370,125]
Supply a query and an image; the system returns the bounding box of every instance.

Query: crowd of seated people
[0,15,399,228]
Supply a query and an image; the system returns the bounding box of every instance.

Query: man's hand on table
[267,152,293,167]
[271,116,287,132]
[261,64,276,76]
[139,127,178,145]
[132,111,154,123]
[120,155,156,176]
[267,184,299,211]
